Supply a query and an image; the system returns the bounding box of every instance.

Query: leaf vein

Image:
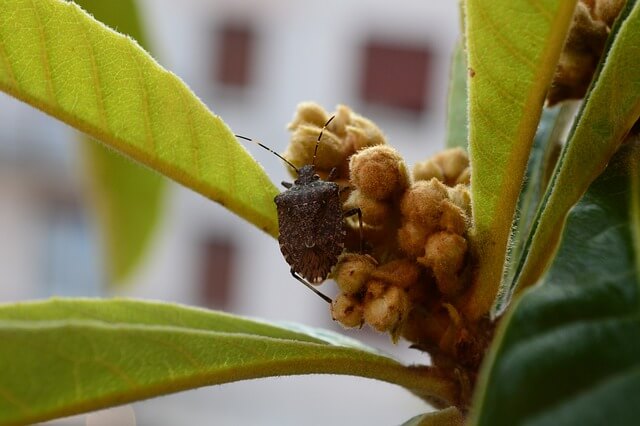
[29,0,56,105]
[73,5,108,130]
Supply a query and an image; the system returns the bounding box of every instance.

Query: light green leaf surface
[513,1,640,293]
[0,299,457,425]
[463,0,577,320]
[75,0,165,284]
[472,141,640,425]
[445,41,468,150]
[0,0,279,236]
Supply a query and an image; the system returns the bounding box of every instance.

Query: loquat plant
[0,0,639,424]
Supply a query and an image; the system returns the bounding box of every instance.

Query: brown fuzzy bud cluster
[331,254,417,340]
[398,176,471,297]
[285,103,386,186]
[285,103,484,374]
[548,0,625,105]
[330,142,473,349]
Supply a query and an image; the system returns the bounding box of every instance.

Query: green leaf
[497,104,574,313]
[513,1,640,293]
[0,0,279,236]
[463,0,577,320]
[0,299,458,425]
[73,0,165,284]
[445,41,468,150]
[471,141,640,426]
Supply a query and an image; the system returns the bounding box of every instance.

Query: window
[43,196,102,297]
[214,22,254,87]
[199,237,235,308]
[360,40,432,112]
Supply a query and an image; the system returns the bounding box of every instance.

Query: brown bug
[237,116,362,303]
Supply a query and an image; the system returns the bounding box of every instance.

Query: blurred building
[0,0,460,424]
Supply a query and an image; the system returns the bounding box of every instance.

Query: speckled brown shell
[275,179,345,284]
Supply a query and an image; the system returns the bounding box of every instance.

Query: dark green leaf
[513,0,640,293]
[472,140,640,426]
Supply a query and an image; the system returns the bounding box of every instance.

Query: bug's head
[295,164,319,184]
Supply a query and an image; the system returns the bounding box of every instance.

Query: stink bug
[237,116,362,303]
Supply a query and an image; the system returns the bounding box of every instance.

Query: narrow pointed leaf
[463,0,577,320]
[496,104,574,313]
[0,299,458,425]
[472,141,640,426]
[0,0,279,236]
[75,0,165,284]
[513,0,640,293]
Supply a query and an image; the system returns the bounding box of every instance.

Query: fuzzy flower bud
[363,283,410,333]
[547,2,608,105]
[431,148,470,186]
[419,232,467,276]
[350,146,409,201]
[398,221,430,257]
[331,253,378,295]
[288,102,329,129]
[370,259,421,289]
[418,232,468,296]
[594,0,625,27]
[346,115,386,150]
[400,178,448,227]
[345,190,392,227]
[456,167,471,185]
[447,185,472,217]
[413,159,445,182]
[331,294,364,328]
[285,124,345,172]
[439,199,468,235]
[330,104,352,136]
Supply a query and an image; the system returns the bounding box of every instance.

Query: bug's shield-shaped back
[275,180,345,283]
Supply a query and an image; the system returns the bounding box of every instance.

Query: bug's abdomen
[275,186,345,283]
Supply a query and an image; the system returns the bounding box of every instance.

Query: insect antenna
[236,135,299,174]
[312,115,336,168]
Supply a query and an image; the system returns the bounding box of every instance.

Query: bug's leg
[343,208,363,253]
[290,269,332,304]
[281,181,293,189]
[327,167,339,182]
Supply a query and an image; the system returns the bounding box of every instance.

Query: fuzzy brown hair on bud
[350,146,409,201]
[418,232,468,296]
[398,221,431,258]
[331,253,378,295]
[413,158,445,182]
[345,190,393,227]
[431,148,470,186]
[288,102,329,129]
[331,294,364,328]
[400,178,448,228]
[370,259,421,289]
[547,1,610,105]
[286,124,345,172]
[439,199,468,235]
[363,283,410,334]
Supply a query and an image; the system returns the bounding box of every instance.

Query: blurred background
[0,0,460,424]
